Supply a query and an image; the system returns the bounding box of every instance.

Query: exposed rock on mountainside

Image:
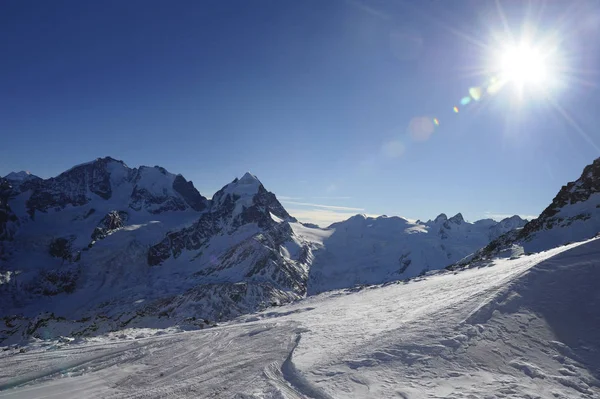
[0,178,18,243]
[91,210,128,241]
[21,157,208,217]
[460,157,600,264]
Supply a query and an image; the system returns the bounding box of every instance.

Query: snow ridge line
[264,332,333,399]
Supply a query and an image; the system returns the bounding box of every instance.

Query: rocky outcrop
[518,158,600,238]
[0,179,18,242]
[23,157,208,217]
[91,211,128,241]
[49,236,78,262]
[458,158,600,264]
[27,157,122,216]
[148,175,296,266]
[172,175,208,212]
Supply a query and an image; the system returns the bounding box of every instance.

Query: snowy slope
[307,213,526,294]
[1,237,598,398]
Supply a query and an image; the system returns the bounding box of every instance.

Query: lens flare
[469,87,482,101]
[433,118,439,126]
[408,116,435,141]
[487,77,503,95]
[460,96,471,106]
[453,106,459,113]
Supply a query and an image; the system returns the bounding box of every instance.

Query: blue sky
[2,0,600,226]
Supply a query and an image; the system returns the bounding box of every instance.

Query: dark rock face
[148,214,221,265]
[172,175,208,212]
[91,211,128,241]
[244,184,296,224]
[149,181,296,266]
[448,213,464,224]
[22,157,208,217]
[301,222,321,229]
[518,158,600,239]
[462,158,600,263]
[27,157,125,215]
[129,185,187,213]
[434,213,448,223]
[0,179,18,242]
[0,179,19,261]
[49,236,77,262]
[145,176,311,326]
[36,267,80,296]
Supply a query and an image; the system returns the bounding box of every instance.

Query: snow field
[2,238,598,398]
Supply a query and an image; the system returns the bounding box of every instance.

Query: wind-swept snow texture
[1,237,598,398]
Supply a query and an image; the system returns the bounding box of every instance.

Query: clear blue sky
[2,0,600,225]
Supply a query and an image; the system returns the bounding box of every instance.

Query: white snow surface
[2,238,598,398]
[133,166,176,196]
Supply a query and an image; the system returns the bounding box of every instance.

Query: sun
[500,43,549,87]
[489,37,561,97]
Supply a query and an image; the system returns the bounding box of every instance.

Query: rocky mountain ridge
[456,157,600,265]
[0,156,572,344]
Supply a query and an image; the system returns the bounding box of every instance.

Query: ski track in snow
[1,239,600,398]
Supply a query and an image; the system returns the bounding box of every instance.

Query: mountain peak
[502,215,525,223]
[62,156,127,176]
[449,213,464,224]
[434,213,448,223]
[240,172,259,183]
[4,171,36,181]
[220,173,263,199]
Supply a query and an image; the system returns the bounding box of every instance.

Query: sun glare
[500,43,549,87]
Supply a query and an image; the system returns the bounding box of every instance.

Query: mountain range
[1,156,599,344]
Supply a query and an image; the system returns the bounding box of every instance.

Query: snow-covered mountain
[0,157,527,343]
[0,160,319,343]
[464,157,600,263]
[3,171,39,182]
[307,212,526,294]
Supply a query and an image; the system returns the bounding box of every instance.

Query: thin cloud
[346,0,390,20]
[325,184,338,194]
[281,200,364,212]
[277,195,303,201]
[287,209,357,227]
[312,196,352,200]
[288,208,379,227]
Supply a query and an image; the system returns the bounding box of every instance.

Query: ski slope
[1,238,599,398]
